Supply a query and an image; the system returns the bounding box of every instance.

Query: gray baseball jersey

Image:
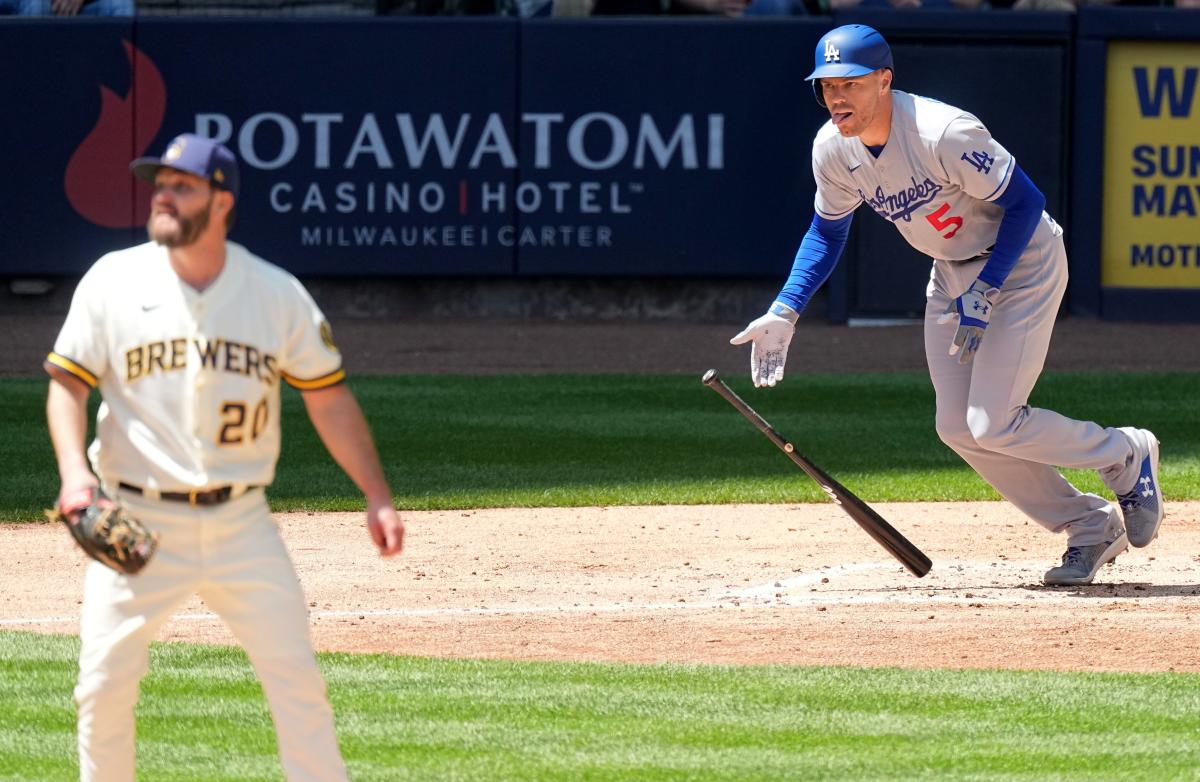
[813,90,1052,264]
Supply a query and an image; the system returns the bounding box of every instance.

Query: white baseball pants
[924,221,1133,547]
[74,489,349,782]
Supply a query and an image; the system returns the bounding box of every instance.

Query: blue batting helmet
[806,25,893,107]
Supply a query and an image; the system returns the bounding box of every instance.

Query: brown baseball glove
[46,486,158,575]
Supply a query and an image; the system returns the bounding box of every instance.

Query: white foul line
[0,560,1167,627]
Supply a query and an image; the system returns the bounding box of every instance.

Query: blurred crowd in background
[1,0,1195,21]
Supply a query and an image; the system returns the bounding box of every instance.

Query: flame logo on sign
[64,41,166,228]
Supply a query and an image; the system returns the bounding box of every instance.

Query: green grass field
[3,631,1199,781]
[3,372,1198,780]
[2,372,1198,520]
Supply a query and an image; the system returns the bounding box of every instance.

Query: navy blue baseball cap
[130,133,239,200]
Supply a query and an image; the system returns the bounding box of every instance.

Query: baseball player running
[731,25,1164,586]
[44,133,404,781]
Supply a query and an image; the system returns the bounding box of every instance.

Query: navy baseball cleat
[1043,531,1129,586]
[1106,428,1164,548]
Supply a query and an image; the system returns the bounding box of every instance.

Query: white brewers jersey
[47,241,344,491]
[813,90,1045,262]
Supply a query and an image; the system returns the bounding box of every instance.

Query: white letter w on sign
[824,41,841,63]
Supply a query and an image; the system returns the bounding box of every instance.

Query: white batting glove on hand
[936,279,999,365]
[729,302,799,388]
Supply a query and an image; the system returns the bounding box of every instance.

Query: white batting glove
[729,302,799,388]
[936,279,999,365]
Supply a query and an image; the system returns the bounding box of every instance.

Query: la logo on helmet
[823,40,840,63]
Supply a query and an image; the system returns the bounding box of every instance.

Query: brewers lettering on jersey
[730,25,1165,588]
[44,132,404,782]
[49,242,350,490]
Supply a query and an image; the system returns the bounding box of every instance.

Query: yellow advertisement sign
[1103,43,1200,289]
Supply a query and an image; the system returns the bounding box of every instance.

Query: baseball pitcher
[731,25,1164,586]
[44,133,405,781]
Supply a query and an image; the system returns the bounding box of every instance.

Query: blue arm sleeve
[774,213,852,314]
[976,164,1045,290]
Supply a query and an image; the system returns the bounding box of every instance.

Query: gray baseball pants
[923,220,1132,547]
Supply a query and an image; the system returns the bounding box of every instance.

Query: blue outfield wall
[0,12,1196,321]
[515,19,819,277]
[0,18,826,279]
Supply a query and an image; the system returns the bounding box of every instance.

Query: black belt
[118,482,260,506]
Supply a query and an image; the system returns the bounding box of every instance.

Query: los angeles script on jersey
[859,176,943,223]
[125,337,279,385]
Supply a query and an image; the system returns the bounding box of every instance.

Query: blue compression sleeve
[976,164,1045,290]
[774,213,853,314]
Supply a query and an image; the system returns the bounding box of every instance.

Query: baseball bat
[702,369,932,578]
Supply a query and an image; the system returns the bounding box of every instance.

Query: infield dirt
[5,502,1200,671]
[4,314,1198,672]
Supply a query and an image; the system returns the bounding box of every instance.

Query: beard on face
[147,193,213,248]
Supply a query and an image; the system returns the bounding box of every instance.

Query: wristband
[768,301,800,325]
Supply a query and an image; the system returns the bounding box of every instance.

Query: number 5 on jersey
[926,203,963,239]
